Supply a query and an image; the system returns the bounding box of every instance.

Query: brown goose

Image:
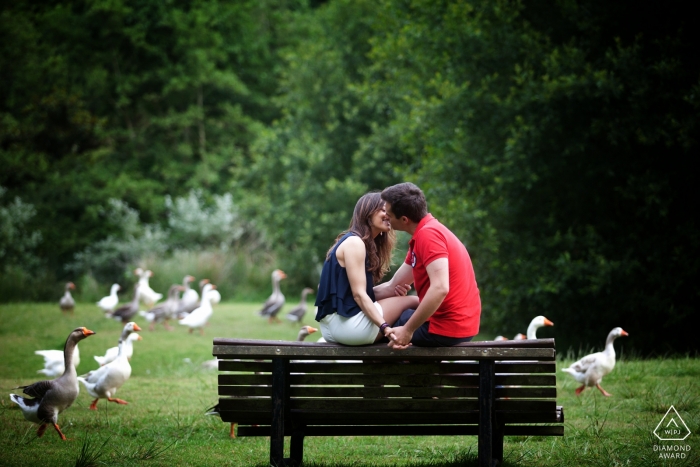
[110,283,140,323]
[285,287,315,323]
[257,269,287,323]
[140,284,183,331]
[10,327,96,440]
[59,282,76,314]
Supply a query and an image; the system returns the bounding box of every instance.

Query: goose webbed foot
[575,385,586,396]
[596,383,612,396]
[53,423,68,440]
[108,397,128,405]
[89,399,99,410]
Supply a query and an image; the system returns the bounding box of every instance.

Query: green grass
[1,302,699,466]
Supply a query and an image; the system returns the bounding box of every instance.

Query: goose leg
[574,385,586,396]
[107,397,128,405]
[52,423,68,440]
[89,398,100,410]
[596,383,612,397]
[230,422,236,438]
[36,423,48,437]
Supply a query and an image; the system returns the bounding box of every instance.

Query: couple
[314,182,481,349]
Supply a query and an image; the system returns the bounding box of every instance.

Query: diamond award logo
[654,405,691,441]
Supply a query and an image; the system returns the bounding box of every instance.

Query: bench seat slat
[236,424,564,437]
[217,397,556,413]
[218,410,562,425]
[213,342,555,361]
[218,360,557,374]
[218,373,556,387]
[218,385,557,399]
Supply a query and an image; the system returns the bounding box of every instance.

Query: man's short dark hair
[381,182,428,223]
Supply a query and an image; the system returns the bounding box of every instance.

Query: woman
[314,192,419,345]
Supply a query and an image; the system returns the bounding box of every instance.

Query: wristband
[379,323,389,335]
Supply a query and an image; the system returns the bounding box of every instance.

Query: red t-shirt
[405,214,481,337]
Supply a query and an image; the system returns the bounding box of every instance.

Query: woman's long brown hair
[326,192,396,284]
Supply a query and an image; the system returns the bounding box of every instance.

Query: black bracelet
[379,323,389,335]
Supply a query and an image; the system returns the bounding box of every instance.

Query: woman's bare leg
[375,295,419,342]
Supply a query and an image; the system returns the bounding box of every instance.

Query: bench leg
[478,359,495,467]
[289,426,305,467]
[493,421,504,466]
[270,358,289,467]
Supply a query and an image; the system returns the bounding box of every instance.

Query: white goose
[179,283,217,334]
[93,333,142,366]
[78,322,141,409]
[180,275,199,310]
[524,315,554,339]
[134,268,163,307]
[96,283,121,313]
[200,278,221,306]
[562,327,629,396]
[257,269,286,323]
[11,327,96,440]
[35,345,81,378]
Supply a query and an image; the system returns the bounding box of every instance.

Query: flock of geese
[9,269,629,441]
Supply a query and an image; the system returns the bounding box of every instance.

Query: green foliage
[0,187,42,271]
[1,0,697,354]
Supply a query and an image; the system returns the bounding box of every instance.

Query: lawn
[0,302,698,466]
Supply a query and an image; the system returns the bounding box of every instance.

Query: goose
[59,282,76,314]
[10,327,96,440]
[524,315,554,339]
[562,327,629,396]
[93,333,142,366]
[35,345,81,378]
[513,333,526,340]
[257,269,286,323]
[179,283,217,335]
[493,336,508,341]
[140,284,183,331]
[96,283,121,313]
[134,268,162,307]
[206,325,318,437]
[200,279,221,306]
[285,287,315,323]
[78,322,141,409]
[109,283,140,323]
[180,275,199,310]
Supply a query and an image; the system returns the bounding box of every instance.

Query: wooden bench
[212,338,564,467]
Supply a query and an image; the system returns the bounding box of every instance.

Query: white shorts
[319,302,384,346]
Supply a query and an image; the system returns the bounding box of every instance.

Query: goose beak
[137,335,143,340]
[82,328,96,336]
[544,318,554,326]
[620,329,629,336]
[133,323,142,332]
[307,326,318,334]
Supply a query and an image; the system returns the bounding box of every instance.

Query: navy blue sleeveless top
[315,232,376,321]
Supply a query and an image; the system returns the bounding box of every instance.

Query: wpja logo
[652,405,692,459]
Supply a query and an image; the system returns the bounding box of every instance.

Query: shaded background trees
[1,0,697,354]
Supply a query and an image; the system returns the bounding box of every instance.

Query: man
[376,182,480,349]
